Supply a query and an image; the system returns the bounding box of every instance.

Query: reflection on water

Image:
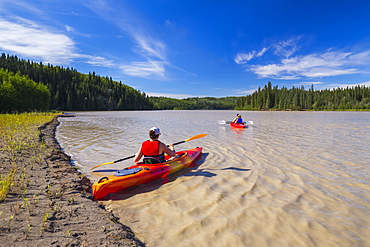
[57,110,370,247]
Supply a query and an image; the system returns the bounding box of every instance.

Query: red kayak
[92,147,202,200]
[230,122,246,128]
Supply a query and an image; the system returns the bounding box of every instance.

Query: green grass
[0,112,58,202]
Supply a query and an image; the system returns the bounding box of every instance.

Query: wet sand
[0,117,145,246]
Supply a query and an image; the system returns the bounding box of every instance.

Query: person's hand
[168,154,180,161]
[168,143,175,151]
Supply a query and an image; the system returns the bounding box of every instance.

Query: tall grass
[0,112,57,201]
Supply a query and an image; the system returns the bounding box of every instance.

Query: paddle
[219,120,254,125]
[90,133,207,170]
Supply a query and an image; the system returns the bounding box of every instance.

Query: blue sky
[1,0,370,98]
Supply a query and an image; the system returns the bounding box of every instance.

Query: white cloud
[133,34,166,61]
[256,47,268,57]
[65,25,74,32]
[235,89,256,95]
[347,50,370,65]
[234,36,302,66]
[273,36,302,58]
[85,55,114,67]
[250,49,370,79]
[0,17,114,67]
[235,36,370,80]
[234,52,255,65]
[234,47,268,65]
[120,61,165,77]
[0,18,77,64]
[323,81,370,90]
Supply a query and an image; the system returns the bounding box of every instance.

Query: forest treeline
[235,81,370,111]
[151,96,239,110]
[0,54,153,112]
[1,54,369,112]
[0,68,50,112]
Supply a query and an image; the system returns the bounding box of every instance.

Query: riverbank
[0,114,145,246]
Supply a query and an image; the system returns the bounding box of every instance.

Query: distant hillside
[0,54,153,111]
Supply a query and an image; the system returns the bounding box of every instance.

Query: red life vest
[141,140,164,161]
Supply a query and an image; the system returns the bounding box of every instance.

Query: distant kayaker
[232,114,243,123]
[134,126,177,163]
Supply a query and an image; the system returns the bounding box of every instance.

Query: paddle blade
[184,133,207,142]
[219,120,230,124]
[91,161,114,170]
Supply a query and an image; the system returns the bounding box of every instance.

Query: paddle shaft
[219,120,253,125]
[112,155,135,164]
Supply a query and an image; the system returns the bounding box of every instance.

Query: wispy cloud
[251,50,368,79]
[235,89,256,95]
[320,81,370,90]
[234,52,254,65]
[120,61,165,77]
[0,0,45,17]
[235,36,370,80]
[85,55,114,67]
[234,47,268,65]
[83,0,169,79]
[0,18,77,64]
[273,36,302,58]
[65,25,74,32]
[234,36,302,65]
[133,34,166,61]
[0,17,112,67]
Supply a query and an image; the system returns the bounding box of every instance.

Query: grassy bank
[0,113,55,201]
[0,113,144,246]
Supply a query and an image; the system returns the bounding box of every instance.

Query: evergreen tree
[0,68,50,112]
[0,53,154,111]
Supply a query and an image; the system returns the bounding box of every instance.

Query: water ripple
[57,110,370,246]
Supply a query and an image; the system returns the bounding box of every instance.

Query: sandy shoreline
[0,116,145,246]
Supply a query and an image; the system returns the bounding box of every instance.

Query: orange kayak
[92,147,202,200]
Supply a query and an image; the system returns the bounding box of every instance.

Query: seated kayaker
[134,126,177,164]
[232,114,243,123]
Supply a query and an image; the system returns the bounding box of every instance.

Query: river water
[56,110,370,247]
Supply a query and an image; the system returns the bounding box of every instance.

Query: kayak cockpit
[114,167,143,176]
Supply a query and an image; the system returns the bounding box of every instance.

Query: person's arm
[134,146,143,162]
[160,143,176,157]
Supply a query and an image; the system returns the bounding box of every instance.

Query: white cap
[150,126,161,135]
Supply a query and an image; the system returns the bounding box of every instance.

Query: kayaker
[134,126,177,163]
[232,114,243,123]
